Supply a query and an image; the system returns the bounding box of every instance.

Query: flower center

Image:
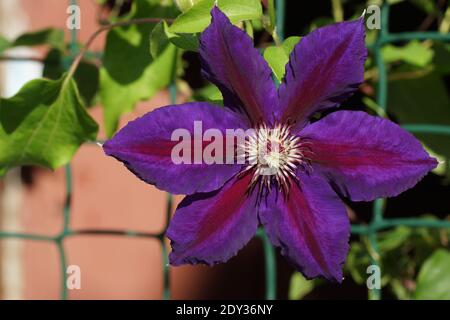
[240,123,308,196]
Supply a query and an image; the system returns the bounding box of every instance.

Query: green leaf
[100,1,178,137]
[388,71,450,164]
[387,0,404,5]
[167,32,199,51]
[411,0,437,15]
[390,279,411,300]
[414,249,450,299]
[192,84,223,104]
[288,272,315,300]
[264,46,288,82]
[382,41,434,67]
[281,36,300,55]
[0,76,98,174]
[0,35,10,54]
[43,49,99,107]
[433,42,450,74]
[151,20,199,54]
[263,36,300,82]
[175,0,203,12]
[12,28,65,51]
[169,0,263,33]
[163,21,199,51]
[378,226,412,252]
[150,21,171,59]
[345,242,371,285]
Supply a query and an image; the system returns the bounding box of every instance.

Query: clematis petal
[167,171,258,265]
[103,102,248,195]
[278,18,366,128]
[199,6,277,124]
[300,111,438,201]
[259,172,350,282]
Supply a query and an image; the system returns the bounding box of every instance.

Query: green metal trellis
[0,0,450,300]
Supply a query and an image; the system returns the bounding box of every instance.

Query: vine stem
[66,17,173,80]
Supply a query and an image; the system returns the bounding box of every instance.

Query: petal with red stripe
[103,102,248,195]
[167,171,258,265]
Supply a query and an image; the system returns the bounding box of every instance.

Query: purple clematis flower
[103,7,437,281]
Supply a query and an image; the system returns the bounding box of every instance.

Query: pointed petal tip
[210,3,224,18]
[360,9,367,19]
[300,269,344,283]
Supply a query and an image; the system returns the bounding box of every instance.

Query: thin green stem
[256,228,276,300]
[331,0,344,22]
[275,0,285,41]
[268,0,276,32]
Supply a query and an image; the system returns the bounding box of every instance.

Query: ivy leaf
[12,28,65,51]
[0,75,98,175]
[288,272,316,300]
[263,36,300,82]
[414,249,450,299]
[100,1,178,137]
[43,49,99,107]
[169,0,263,33]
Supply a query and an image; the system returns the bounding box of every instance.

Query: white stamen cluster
[240,123,306,196]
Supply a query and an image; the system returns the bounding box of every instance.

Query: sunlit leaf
[288,272,316,300]
[0,75,98,174]
[175,0,203,12]
[100,1,178,137]
[263,36,300,82]
[169,0,263,33]
[282,36,300,55]
[192,83,223,104]
[264,46,288,81]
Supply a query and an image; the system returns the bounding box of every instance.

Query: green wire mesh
[0,0,450,300]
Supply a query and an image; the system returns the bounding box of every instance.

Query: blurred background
[0,0,449,300]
